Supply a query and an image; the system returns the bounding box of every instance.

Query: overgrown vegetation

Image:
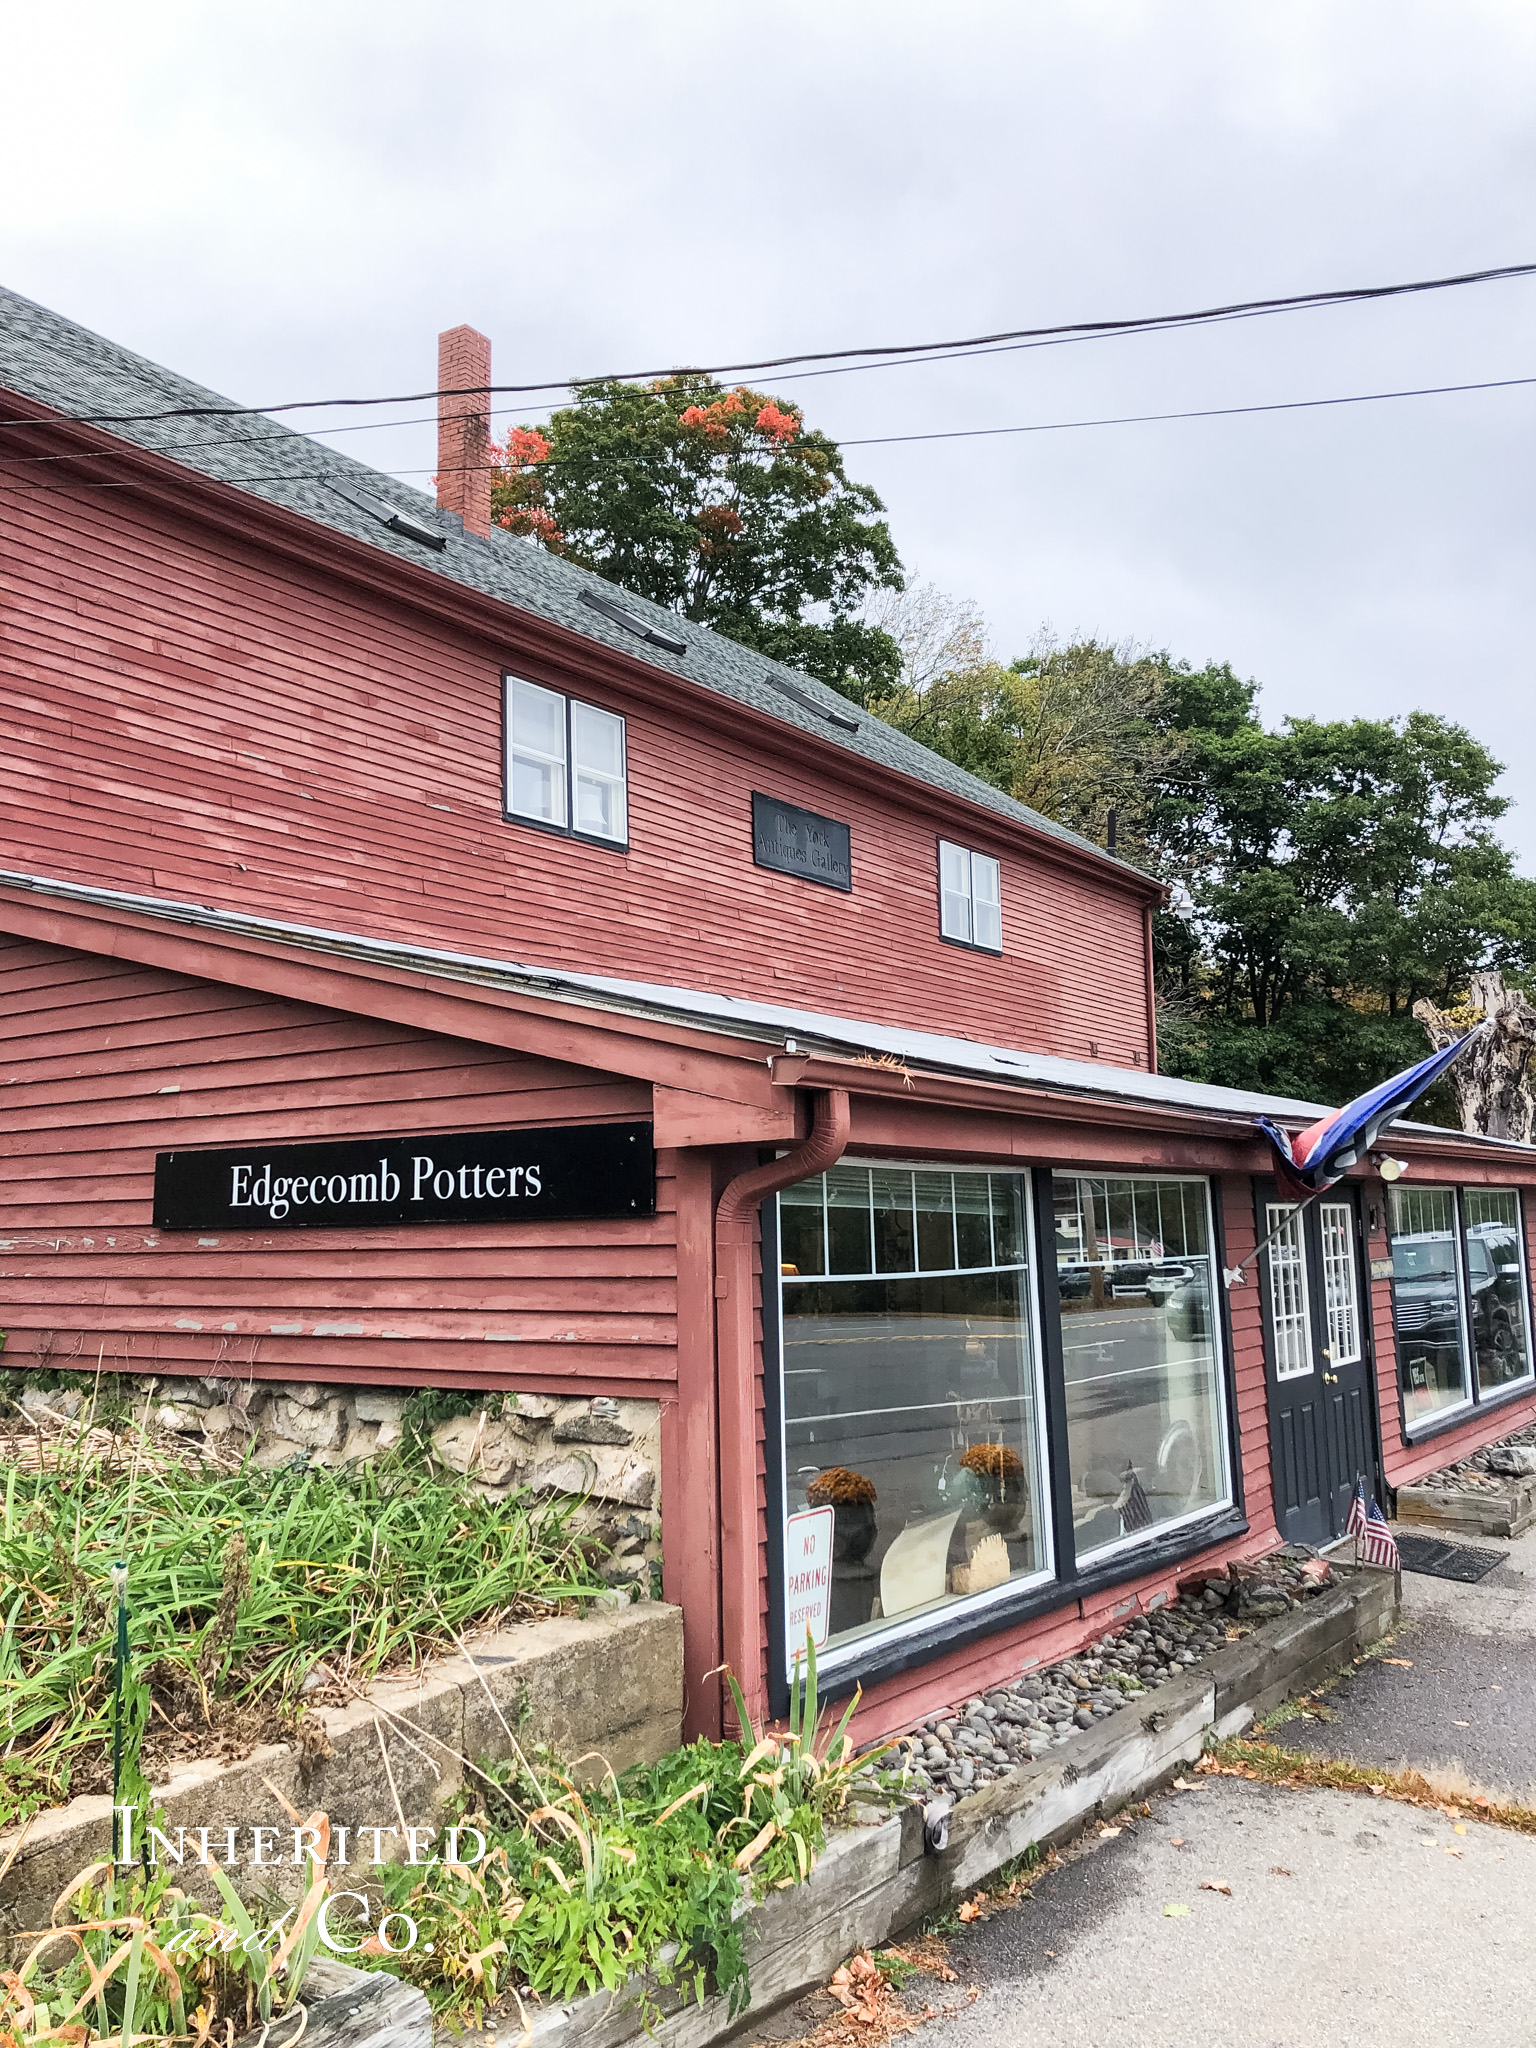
[0,1647,871,2044]
[363,1651,866,2025]
[0,1425,602,1824]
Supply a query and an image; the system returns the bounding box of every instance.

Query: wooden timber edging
[1397,1477,1536,1540]
[513,1565,1399,2048]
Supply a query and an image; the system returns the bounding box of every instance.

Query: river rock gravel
[851,1550,1334,1805]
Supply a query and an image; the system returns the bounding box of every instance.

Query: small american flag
[1347,1480,1400,1570]
[1116,1462,1153,1533]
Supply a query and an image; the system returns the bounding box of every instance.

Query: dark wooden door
[1258,1183,1378,1547]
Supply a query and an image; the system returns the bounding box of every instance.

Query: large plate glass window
[1052,1174,1232,1562]
[1392,1186,1534,1427]
[504,676,628,846]
[938,842,1002,953]
[777,1163,1050,1675]
[1390,1187,1470,1426]
[1464,1190,1534,1392]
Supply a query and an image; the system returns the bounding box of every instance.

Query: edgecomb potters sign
[154,1121,655,1231]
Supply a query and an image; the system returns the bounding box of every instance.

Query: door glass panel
[1318,1202,1362,1367]
[1462,1189,1534,1392]
[1053,1174,1231,1562]
[1265,1205,1314,1380]
[779,1165,1050,1670]
[1390,1186,1470,1425]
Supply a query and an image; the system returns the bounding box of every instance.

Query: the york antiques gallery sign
[154,1121,655,1230]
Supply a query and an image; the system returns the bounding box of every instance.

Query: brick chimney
[436,324,492,537]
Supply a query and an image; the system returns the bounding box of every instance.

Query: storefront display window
[1392,1185,1534,1428]
[777,1164,1051,1671]
[1052,1173,1231,1562]
[1391,1187,1471,1425]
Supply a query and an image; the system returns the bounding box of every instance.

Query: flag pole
[1223,1189,1324,1289]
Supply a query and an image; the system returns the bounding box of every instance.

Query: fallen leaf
[1454,1824,1468,1836]
[1199,1879,1232,1895]
[1169,1837,1185,1847]
[1418,1836,1438,1848]
[1098,1825,1121,1840]
[1163,1903,1191,1917]
[1382,1658,1413,1668]
[1172,1776,1193,1790]
[1370,1784,1387,1796]
[957,1897,984,1923]
[1452,1720,1470,1727]
[1444,1847,1463,1858]
[1269,1866,1293,1877]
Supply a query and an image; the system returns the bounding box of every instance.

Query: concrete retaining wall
[0,1601,682,1939]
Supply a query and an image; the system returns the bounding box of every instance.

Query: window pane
[872,1168,917,1274]
[826,1165,873,1275]
[779,1175,826,1278]
[507,678,567,826]
[1265,1204,1314,1380]
[780,1169,1050,1667]
[954,1171,994,1268]
[1053,1174,1229,1563]
[1390,1186,1469,1425]
[971,854,1002,951]
[939,842,972,942]
[914,1171,958,1271]
[1462,1188,1533,1393]
[1318,1202,1362,1367]
[571,702,627,842]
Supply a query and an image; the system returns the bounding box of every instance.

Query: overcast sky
[7,2,1534,857]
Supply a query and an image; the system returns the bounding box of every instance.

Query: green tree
[871,636,1180,861]
[866,620,1536,1109]
[488,377,904,700]
[1148,706,1536,1103]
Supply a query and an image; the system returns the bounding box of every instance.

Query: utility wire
[1,260,1531,429]
[0,370,1530,499]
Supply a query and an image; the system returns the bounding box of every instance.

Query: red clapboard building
[3,288,1535,1741]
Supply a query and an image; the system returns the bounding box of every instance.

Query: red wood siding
[1377,1183,1536,1491]
[1220,1174,1279,1550]
[0,935,673,1395]
[0,480,1153,1067]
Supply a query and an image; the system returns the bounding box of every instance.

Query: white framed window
[1265,1204,1314,1381]
[938,840,1002,953]
[504,674,628,847]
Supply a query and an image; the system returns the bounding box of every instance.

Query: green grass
[0,1438,604,1823]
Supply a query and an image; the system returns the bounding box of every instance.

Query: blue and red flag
[1255,1029,1483,1201]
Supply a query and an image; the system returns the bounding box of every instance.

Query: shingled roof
[0,283,1148,882]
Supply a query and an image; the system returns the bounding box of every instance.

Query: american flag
[1116,1462,1153,1533]
[1347,1480,1400,1570]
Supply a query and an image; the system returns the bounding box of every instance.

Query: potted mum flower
[807,1465,879,1568]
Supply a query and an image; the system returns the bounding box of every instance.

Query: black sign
[154,1121,655,1231]
[751,793,852,892]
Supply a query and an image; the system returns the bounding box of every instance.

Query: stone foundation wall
[9,1374,663,1598]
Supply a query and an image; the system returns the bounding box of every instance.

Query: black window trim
[936,837,1003,956]
[762,1158,1246,1712]
[502,671,630,853]
[1393,1182,1536,1447]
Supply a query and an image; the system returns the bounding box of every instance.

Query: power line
[2,260,1531,430]
[0,369,1530,501]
